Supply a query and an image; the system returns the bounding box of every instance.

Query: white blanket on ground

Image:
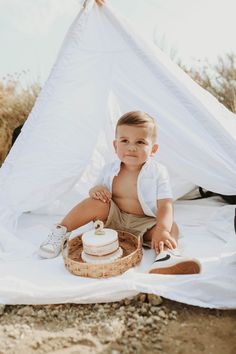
[0,197,235,309]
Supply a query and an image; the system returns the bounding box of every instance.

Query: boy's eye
[137,141,145,144]
[120,139,128,143]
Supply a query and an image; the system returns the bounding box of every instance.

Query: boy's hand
[95,0,105,6]
[151,229,177,254]
[90,186,111,203]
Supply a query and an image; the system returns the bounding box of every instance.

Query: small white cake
[81,221,123,264]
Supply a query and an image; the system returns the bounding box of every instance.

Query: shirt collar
[113,156,153,176]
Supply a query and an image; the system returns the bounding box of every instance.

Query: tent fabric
[0,197,236,308]
[0,0,236,307]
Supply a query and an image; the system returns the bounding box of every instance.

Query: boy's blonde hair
[115,111,158,142]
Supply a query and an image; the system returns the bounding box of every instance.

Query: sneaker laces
[44,230,65,246]
[166,248,182,256]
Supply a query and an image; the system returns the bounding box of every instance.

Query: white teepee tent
[0,0,235,307]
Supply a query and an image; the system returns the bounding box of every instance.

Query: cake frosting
[81,220,123,264]
[81,247,123,265]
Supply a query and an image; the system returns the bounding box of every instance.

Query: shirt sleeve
[156,165,173,200]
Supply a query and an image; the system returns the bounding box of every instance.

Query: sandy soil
[0,295,235,354]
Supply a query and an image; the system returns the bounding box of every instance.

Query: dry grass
[0,72,40,131]
[180,53,236,113]
[0,72,40,164]
[0,53,235,165]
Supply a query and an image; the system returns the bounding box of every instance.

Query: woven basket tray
[62,230,143,278]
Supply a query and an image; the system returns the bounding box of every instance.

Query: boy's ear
[113,140,117,152]
[151,143,159,156]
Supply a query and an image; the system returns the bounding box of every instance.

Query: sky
[0,0,235,85]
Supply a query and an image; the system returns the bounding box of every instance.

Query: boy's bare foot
[148,249,201,275]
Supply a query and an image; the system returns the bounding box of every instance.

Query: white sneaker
[148,249,201,275]
[38,224,71,259]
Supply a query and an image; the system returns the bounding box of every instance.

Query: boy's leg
[60,197,110,232]
[39,198,110,258]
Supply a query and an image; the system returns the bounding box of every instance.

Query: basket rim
[62,229,142,265]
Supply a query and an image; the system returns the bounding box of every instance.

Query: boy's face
[113,124,158,167]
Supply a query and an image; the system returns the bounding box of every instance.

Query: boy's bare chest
[112,170,139,199]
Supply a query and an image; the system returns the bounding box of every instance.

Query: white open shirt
[95,158,173,217]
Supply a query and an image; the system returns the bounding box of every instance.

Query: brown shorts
[104,200,156,248]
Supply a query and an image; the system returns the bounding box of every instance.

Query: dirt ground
[0,295,235,354]
[162,300,236,354]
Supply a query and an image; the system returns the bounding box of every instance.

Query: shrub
[0,73,40,165]
[180,53,236,113]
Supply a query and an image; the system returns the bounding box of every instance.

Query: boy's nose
[128,144,137,151]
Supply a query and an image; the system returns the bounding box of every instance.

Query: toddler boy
[39,111,201,274]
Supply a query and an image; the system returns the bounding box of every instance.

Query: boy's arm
[151,198,177,253]
[156,198,173,232]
